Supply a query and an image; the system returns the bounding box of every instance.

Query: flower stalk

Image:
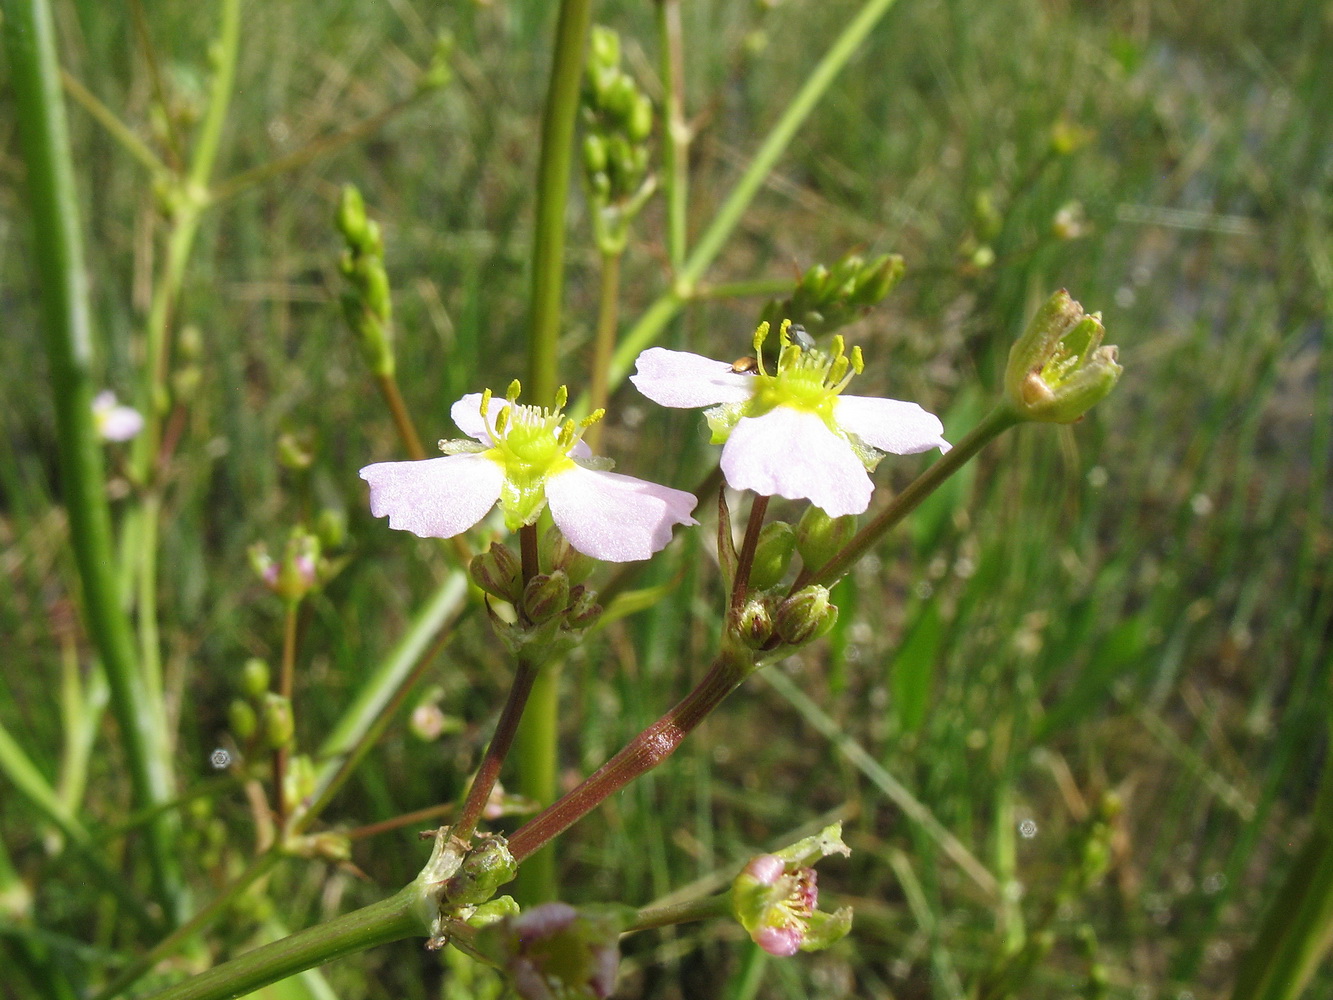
[506,645,753,862]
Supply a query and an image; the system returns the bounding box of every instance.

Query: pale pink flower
[630,324,948,517]
[360,386,697,563]
[92,391,144,442]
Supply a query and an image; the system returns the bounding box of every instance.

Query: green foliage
[1,0,1330,998]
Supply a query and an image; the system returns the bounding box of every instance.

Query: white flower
[359,384,698,563]
[630,322,949,516]
[92,391,144,442]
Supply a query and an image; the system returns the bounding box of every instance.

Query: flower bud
[282,753,316,814]
[735,598,775,650]
[263,694,295,749]
[242,657,271,698]
[540,526,596,585]
[475,902,627,1000]
[731,823,853,957]
[470,542,523,603]
[589,25,620,72]
[773,586,837,647]
[563,585,603,630]
[228,698,257,741]
[1004,290,1121,423]
[794,506,857,572]
[582,133,608,177]
[627,93,653,142]
[522,571,570,625]
[335,185,369,246]
[444,836,518,906]
[747,521,796,590]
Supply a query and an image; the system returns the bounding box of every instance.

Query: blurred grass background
[1,0,1330,997]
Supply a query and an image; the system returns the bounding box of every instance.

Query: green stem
[141,882,430,1000]
[514,0,592,903]
[584,249,623,453]
[94,850,283,1000]
[629,892,732,934]
[656,0,688,270]
[314,571,468,793]
[0,719,161,932]
[375,372,427,461]
[802,406,1019,588]
[59,68,168,178]
[599,0,904,395]
[187,0,241,192]
[2,0,186,923]
[527,0,593,405]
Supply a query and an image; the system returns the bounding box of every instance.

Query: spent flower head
[360,383,697,562]
[475,902,628,1000]
[631,321,948,516]
[731,822,853,957]
[1005,290,1121,423]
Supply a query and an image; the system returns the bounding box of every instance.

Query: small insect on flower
[631,321,949,517]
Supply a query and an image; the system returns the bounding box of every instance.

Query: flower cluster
[731,822,853,956]
[630,320,949,517]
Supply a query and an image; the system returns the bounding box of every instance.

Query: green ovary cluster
[744,321,864,429]
[480,383,601,530]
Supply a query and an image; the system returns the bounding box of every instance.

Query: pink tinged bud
[774,586,837,647]
[754,925,804,958]
[522,571,570,625]
[470,542,524,603]
[742,854,787,885]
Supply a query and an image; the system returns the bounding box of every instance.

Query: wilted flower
[731,822,853,957]
[631,322,948,517]
[360,383,697,562]
[475,902,626,1000]
[92,391,144,442]
[1004,290,1120,423]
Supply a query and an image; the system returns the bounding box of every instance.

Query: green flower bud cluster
[760,252,905,339]
[417,32,454,93]
[581,26,656,254]
[1004,290,1121,424]
[469,531,604,665]
[335,184,395,377]
[443,835,517,907]
[720,501,852,655]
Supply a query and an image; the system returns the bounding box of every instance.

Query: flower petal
[834,394,950,454]
[630,348,755,408]
[720,408,873,517]
[360,454,503,538]
[450,393,509,445]
[545,464,698,562]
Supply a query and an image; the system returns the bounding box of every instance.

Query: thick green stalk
[527,0,593,404]
[656,0,688,270]
[0,720,161,931]
[515,0,593,904]
[2,0,186,922]
[601,0,904,393]
[142,883,431,1000]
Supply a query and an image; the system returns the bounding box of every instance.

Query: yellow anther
[479,388,493,419]
[830,335,845,361]
[555,385,569,410]
[778,318,792,349]
[850,346,864,374]
[506,379,522,405]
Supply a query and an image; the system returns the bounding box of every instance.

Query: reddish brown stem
[453,659,540,842]
[507,649,751,861]
[728,493,769,617]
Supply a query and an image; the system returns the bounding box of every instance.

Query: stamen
[752,321,771,376]
[555,385,568,410]
[479,387,493,421]
[494,406,510,436]
[778,318,793,350]
[506,380,522,405]
[850,346,864,374]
